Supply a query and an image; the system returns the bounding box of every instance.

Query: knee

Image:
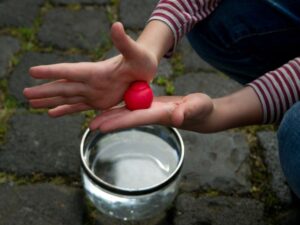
[278,102,300,147]
[277,102,300,198]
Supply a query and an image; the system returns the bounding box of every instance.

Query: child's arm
[89,86,262,133]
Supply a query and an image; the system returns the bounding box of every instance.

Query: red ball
[124,81,153,110]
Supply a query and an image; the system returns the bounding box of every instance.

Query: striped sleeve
[148,0,221,57]
[247,58,300,124]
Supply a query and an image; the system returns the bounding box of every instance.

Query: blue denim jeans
[278,102,300,199]
[187,0,300,198]
[187,0,300,84]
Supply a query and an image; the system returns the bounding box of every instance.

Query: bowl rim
[80,125,185,196]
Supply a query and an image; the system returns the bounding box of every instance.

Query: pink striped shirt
[149,0,300,124]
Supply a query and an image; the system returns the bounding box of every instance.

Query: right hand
[89,93,215,133]
[23,22,158,117]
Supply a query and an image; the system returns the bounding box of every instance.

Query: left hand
[23,22,158,117]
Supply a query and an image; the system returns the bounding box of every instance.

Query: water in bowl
[82,128,181,220]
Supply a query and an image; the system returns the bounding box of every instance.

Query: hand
[23,22,158,117]
[89,93,214,133]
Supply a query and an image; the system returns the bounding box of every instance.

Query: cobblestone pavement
[0,1,299,225]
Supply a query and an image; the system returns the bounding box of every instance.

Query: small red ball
[124,81,153,110]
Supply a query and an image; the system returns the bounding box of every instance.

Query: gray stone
[178,37,216,72]
[275,207,300,225]
[95,211,168,225]
[120,0,157,29]
[179,130,251,194]
[0,36,20,78]
[175,193,265,225]
[151,83,165,97]
[174,72,242,98]
[51,0,109,4]
[126,30,140,40]
[157,58,173,78]
[0,112,85,175]
[8,52,89,104]
[257,131,293,205]
[0,183,83,225]
[38,8,110,50]
[0,0,44,27]
[103,47,120,59]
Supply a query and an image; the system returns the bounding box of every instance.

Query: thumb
[171,101,186,128]
[111,22,138,59]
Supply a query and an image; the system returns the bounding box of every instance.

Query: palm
[89,94,213,132]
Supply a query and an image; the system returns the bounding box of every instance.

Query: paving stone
[38,8,110,50]
[103,47,119,59]
[179,130,251,194]
[0,112,85,175]
[51,0,109,4]
[178,37,216,72]
[120,0,158,29]
[174,72,242,98]
[257,131,293,205]
[0,0,44,27]
[0,183,83,225]
[157,58,173,78]
[8,52,90,104]
[275,207,300,225]
[95,211,169,225]
[0,36,20,78]
[151,83,166,96]
[174,193,265,225]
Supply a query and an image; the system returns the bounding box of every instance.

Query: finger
[97,102,170,132]
[111,22,138,60]
[24,79,66,97]
[35,79,68,86]
[29,96,86,108]
[29,62,96,81]
[171,102,185,127]
[89,107,128,130]
[48,103,92,117]
[23,81,88,99]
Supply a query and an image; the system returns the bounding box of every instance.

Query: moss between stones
[90,39,112,61]
[0,79,18,144]
[236,125,283,223]
[67,3,82,11]
[170,52,185,77]
[83,197,98,225]
[40,1,54,14]
[107,0,120,23]
[0,2,51,53]
[81,110,97,131]
[0,172,81,187]
[154,75,175,95]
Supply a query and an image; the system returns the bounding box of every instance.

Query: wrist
[137,20,174,62]
[211,87,263,131]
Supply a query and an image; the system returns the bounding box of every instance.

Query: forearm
[136,0,222,61]
[198,57,300,132]
[137,20,174,62]
[202,86,263,132]
[147,0,221,57]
